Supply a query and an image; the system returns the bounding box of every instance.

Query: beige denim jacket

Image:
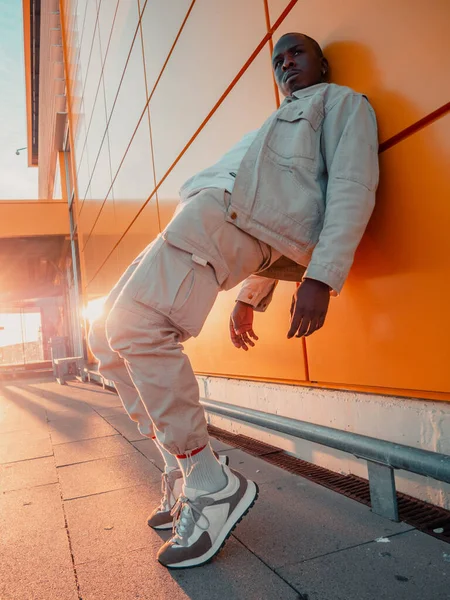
[234,82,379,311]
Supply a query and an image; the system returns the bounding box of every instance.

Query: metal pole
[201,398,450,484]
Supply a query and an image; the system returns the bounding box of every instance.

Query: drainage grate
[207,424,280,456]
[208,424,450,544]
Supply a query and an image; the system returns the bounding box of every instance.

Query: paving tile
[93,404,126,417]
[132,438,165,471]
[58,452,162,500]
[0,402,48,433]
[46,402,96,421]
[103,413,146,441]
[66,485,163,565]
[0,383,49,418]
[0,484,78,600]
[54,434,137,466]
[0,571,79,600]
[225,448,300,485]
[19,382,90,411]
[49,414,118,444]
[0,456,57,492]
[65,383,123,408]
[277,530,450,600]
[76,537,301,600]
[0,429,53,464]
[232,475,412,569]
[30,380,120,409]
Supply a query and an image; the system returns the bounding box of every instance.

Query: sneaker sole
[161,478,259,569]
[150,522,173,531]
[148,455,230,531]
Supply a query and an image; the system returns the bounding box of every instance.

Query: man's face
[272,34,326,97]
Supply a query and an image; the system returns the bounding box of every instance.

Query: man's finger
[248,328,259,341]
[241,331,255,347]
[316,314,326,330]
[287,308,302,338]
[290,295,295,318]
[235,323,252,335]
[239,335,249,351]
[229,319,243,348]
[296,314,311,338]
[304,317,319,337]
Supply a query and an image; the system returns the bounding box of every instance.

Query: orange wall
[61,0,450,398]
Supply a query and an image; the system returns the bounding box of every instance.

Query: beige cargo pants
[89,188,272,455]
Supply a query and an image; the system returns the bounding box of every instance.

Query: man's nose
[282,58,295,71]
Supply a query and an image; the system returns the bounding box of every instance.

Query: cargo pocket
[170,262,219,338]
[131,238,218,338]
[132,239,193,315]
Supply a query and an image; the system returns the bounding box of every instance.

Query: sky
[0,0,38,199]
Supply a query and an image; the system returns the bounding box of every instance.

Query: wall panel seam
[74,0,119,183]
[81,0,301,259]
[80,0,197,248]
[76,4,145,241]
[379,102,450,153]
[85,32,274,284]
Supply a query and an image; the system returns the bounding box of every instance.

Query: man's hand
[230,301,259,351]
[288,279,330,338]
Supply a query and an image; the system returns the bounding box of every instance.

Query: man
[89,32,379,569]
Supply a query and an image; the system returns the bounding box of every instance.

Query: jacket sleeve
[235,275,278,312]
[304,93,379,293]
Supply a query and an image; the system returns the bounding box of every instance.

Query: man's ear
[321,57,329,80]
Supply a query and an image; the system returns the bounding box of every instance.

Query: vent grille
[208,424,450,544]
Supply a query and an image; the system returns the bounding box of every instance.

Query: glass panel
[113,113,155,236]
[157,47,277,230]
[82,26,103,133]
[85,248,120,298]
[97,0,119,65]
[149,0,266,181]
[140,0,192,94]
[77,0,98,96]
[106,35,148,179]
[0,311,44,366]
[102,0,140,118]
[79,136,113,249]
[84,75,108,181]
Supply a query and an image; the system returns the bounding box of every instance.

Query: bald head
[272,33,328,97]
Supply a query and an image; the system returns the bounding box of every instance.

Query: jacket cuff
[236,277,278,312]
[304,262,345,295]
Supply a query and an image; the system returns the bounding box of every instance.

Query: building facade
[22,0,450,507]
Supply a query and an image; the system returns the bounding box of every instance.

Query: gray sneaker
[148,469,183,530]
[157,465,258,569]
[148,454,229,530]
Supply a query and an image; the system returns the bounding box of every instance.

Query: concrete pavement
[0,378,449,600]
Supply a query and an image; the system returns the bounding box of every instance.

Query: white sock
[176,443,227,494]
[151,434,179,472]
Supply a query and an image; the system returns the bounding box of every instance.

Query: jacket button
[247,293,254,299]
[230,211,237,220]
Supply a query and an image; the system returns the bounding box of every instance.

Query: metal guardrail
[201,398,450,522]
[53,356,85,385]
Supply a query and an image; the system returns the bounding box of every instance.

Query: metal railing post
[367,460,399,521]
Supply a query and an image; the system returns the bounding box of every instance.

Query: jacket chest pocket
[266,105,322,165]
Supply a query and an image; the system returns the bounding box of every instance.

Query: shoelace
[158,472,174,511]
[170,494,210,546]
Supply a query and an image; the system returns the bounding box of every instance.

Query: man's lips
[284,70,300,83]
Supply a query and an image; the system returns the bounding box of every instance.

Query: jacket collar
[280,82,328,106]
